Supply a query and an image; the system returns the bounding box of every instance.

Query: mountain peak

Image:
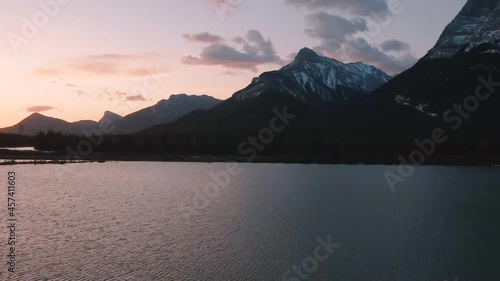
[235,47,390,103]
[168,93,189,99]
[100,111,122,123]
[103,110,121,117]
[147,95,222,118]
[462,0,499,14]
[24,112,53,122]
[296,48,320,60]
[425,0,500,59]
[154,94,219,107]
[28,112,44,118]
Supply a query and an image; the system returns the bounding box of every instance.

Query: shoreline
[1,150,500,167]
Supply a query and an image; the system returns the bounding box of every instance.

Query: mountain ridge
[345,0,500,136]
[425,0,500,59]
[142,48,392,135]
[0,94,222,135]
[234,47,391,103]
[111,94,221,134]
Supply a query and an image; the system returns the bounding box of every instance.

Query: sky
[0,0,467,128]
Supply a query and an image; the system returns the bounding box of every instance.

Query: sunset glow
[0,0,466,128]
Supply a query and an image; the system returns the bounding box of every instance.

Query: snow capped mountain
[391,0,500,118]
[0,95,221,135]
[112,94,222,134]
[234,48,391,103]
[344,0,500,136]
[150,94,220,122]
[143,94,222,126]
[425,0,500,59]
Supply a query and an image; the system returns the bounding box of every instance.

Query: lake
[0,147,54,153]
[0,147,37,151]
[0,162,498,280]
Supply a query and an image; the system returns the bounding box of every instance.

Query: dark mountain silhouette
[100,111,123,124]
[0,94,221,135]
[0,113,98,135]
[125,0,500,161]
[345,0,500,137]
[425,0,500,59]
[111,94,221,134]
[5,0,500,164]
[142,49,390,135]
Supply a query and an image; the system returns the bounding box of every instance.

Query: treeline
[30,130,500,162]
[33,130,81,151]
[2,129,499,163]
[0,133,34,147]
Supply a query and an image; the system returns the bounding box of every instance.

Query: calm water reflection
[0,162,498,280]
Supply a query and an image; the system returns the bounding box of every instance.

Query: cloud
[75,89,92,98]
[380,39,410,52]
[232,36,247,45]
[125,95,147,101]
[36,68,60,76]
[305,12,367,53]
[101,89,127,101]
[34,52,168,78]
[125,68,166,77]
[75,88,150,102]
[103,89,149,102]
[283,52,302,64]
[66,61,119,75]
[343,37,417,73]
[102,89,150,102]
[84,52,159,60]
[210,0,242,8]
[222,70,237,75]
[285,0,388,16]
[301,11,416,74]
[182,30,284,72]
[209,0,243,17]
[26,106,55,113]
[183,32,225,44]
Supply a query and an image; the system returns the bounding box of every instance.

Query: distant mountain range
[111,94,221,134]
[142,48,391,135]
[3,0,499,146]
[144,0,500,140]
[2,49,389,136]
[0,94,221,135]
[0,113,98,136]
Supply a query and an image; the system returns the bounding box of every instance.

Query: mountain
[137,0,500,157]
[0,113,98,135]
[425,0,500,59]
[0,94,221,135]
[235,47,391,103]
[111,94,221,134]
[143,49,391,135]
[346,0,500,137]
[99,111,123,123]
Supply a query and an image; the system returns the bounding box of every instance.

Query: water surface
[0,147,36,151]
[0,163,498,280]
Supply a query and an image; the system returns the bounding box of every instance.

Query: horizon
[1,1,500,280]
[0,0,466,128]
[5,92,224,126]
